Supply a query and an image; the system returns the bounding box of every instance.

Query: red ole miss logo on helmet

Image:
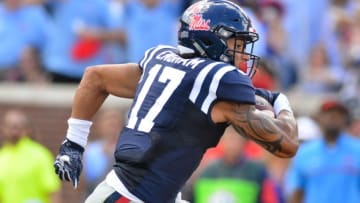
[189,14,211,31]
[249,27,256,33]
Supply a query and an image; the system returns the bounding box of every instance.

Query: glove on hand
[54,139,84,189]
[255,88,280,106]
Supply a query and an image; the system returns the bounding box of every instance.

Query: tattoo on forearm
[232,105,284,153]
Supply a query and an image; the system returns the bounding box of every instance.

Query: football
[255,95,275,116]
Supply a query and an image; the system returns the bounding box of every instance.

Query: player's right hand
[54,139,84,189]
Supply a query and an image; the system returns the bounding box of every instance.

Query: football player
[54,0,299,202]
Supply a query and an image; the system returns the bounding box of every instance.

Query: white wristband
[66,118,93,148]
[273,93,293,116]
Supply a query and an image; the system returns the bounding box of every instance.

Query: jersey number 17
[127,64,186,132]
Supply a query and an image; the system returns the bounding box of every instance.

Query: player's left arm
[214,101,298,158]
[212,71,298,158]
[232,103,298,158]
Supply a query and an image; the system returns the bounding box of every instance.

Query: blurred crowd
[0,0,359,98]
[0,0,359,109]
[0,0,191,83]
[1,0,360,202]
[0,0,358,102]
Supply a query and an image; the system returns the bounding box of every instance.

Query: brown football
[255,95,274,113]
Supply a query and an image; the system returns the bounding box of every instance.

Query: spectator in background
[0,0,49,81]
[19,46,50,84]
[328,0,359,68]
[339,63,360,102]
[328,0,353,66]
[193,126,280,203]
[298,44,343,94]
[285,99,360,203]
[121,0,183,62]
[281,0,343,74]
[297,43,343,94]
[83,108,126,198]
[348,109,360,138]
[42,0,126,83]
[0,109,61,203]
[338,8,360,102]
[104,0,128,64]
[345,98,360,138]
[256,0,298,90]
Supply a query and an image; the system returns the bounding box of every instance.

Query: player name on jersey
[156,50,205,69]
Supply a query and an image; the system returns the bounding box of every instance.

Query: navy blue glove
[255,88,280,106]
[54,139,84,188]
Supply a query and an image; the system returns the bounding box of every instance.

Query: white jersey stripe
[140,45,174,72]
[189,62,221,103]
[138,47,157,84]
[142,46,164,71]
[139,47,154,68]
[201,66,235,113]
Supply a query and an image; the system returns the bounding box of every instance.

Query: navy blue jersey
[113,45,255,202]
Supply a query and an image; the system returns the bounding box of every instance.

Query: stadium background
[0,0,359,202]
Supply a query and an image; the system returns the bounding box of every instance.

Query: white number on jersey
[127,64,186,132]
